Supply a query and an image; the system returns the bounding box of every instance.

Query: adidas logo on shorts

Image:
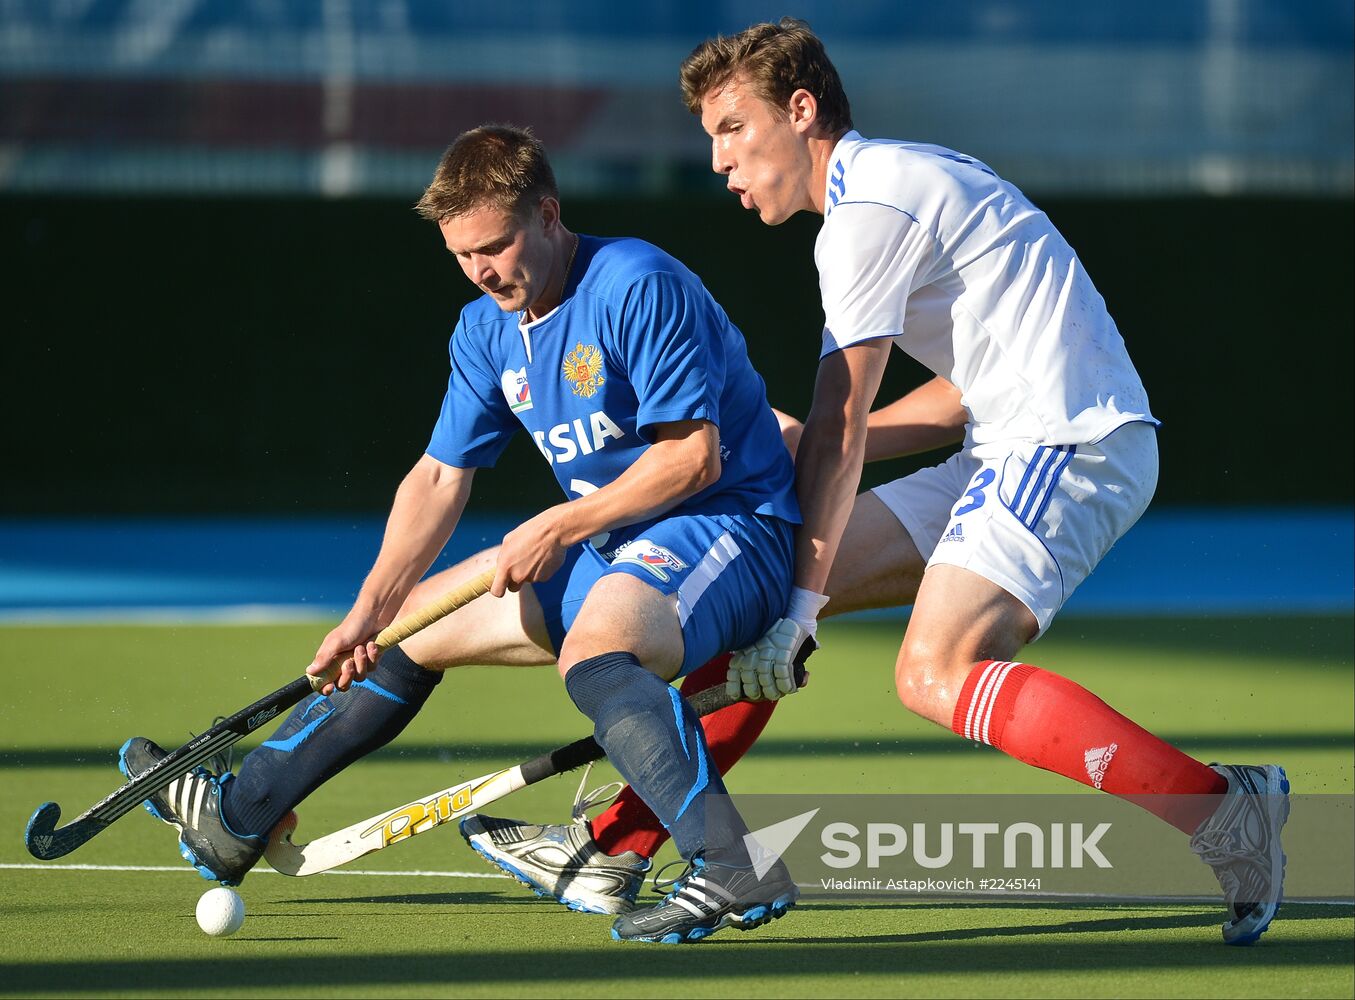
[940,524,965,544]
[1084,743,1118,789]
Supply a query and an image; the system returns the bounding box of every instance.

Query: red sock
[951,660,1227,834]
[591,653,776,857]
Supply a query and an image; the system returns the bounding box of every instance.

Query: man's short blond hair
[414,124,558,222]
[679,17,852,136]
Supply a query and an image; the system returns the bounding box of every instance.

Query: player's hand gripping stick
[24,569,497,861]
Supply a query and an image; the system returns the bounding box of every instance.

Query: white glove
[728,587,827,702]
[727,618,815,701]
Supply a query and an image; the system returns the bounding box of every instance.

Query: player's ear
[788,88,818,134]
[537,196,562,232]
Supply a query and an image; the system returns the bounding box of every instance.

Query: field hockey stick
[264,661,811,877]
[24,569,497,862]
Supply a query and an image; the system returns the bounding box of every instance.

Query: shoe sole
[461,822,639,916]
[1223,765,1290,946]
[612,892,798,944]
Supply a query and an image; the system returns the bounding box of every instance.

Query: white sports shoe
[1189,763,1290,945]
[460,813,651,914]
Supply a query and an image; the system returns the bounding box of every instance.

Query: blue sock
[565,651,744,860]
[220,646,442,838]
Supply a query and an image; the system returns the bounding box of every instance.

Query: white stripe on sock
[979,661,1022,746]
[964,660,1007,741]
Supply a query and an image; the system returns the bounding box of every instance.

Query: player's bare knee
[556,619,626,677]
[558,575,683,681]
[893,641,965,725]
[556,637,591,678]
[892,649,933,715]
[556,633,677,681]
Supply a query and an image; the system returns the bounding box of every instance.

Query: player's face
[439,203,555,315]
[700,74,814,225]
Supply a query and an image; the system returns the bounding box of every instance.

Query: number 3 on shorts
[954,468,996,516]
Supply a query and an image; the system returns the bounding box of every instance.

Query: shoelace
[1190,828,1241,864]
[187,716,235,776]
[649,856,705,898]
[568,762,626,826]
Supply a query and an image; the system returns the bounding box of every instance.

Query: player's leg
[462,514,798,939]
[899,560,1231,809]
[885,425,1287,943]
[553,573,721,857]
[883,427,1228,816]
[588,652,774,857]
[900,563,1285,943]
[584,470,1014,853]
[565,516,798,942]
[120,546,558,885]
[397,546,557,668]
[464,513,798,910]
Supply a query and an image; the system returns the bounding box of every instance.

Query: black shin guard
[220,646,442,837]
[565,650,738,859]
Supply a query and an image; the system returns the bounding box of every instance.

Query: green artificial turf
[1,615,1351,998]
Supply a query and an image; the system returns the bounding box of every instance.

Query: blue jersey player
[424,231,797,672]
[118,125,801,943]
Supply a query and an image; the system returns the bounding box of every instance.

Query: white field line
[0,862,505,879]
[3,864,1351,905]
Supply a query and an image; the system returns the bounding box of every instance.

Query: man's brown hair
[414,124,559,222]
[679,17,852,136]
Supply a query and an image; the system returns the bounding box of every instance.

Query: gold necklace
[524,234,579,322]
[561,233,579,299]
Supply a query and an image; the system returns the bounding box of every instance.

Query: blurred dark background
[3,3,1351,516]
[4,194,1352,513]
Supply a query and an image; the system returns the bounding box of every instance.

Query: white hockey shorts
[870,420,1158,637]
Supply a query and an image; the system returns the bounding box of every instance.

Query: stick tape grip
[374,568,496,650]
[307,569,498,693]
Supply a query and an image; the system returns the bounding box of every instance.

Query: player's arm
[726,340,891,702]
[733,201,932,700]
[774,375,965,462]
[491,418,719,596]
[793,339,895,594]
[309,454,475,691]
[864,375,966,462]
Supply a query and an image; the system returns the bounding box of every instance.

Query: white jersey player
[680,17,1290,946]
[814,130,1158,638]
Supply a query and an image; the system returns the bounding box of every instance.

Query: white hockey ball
[196,886,246,937]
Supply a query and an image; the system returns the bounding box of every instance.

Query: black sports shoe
[117,737,264,886]
[611,853,798,943]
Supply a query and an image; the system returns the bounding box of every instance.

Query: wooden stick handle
[308,568,497,693]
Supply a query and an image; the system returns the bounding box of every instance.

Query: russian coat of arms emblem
[562,343,606,398]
